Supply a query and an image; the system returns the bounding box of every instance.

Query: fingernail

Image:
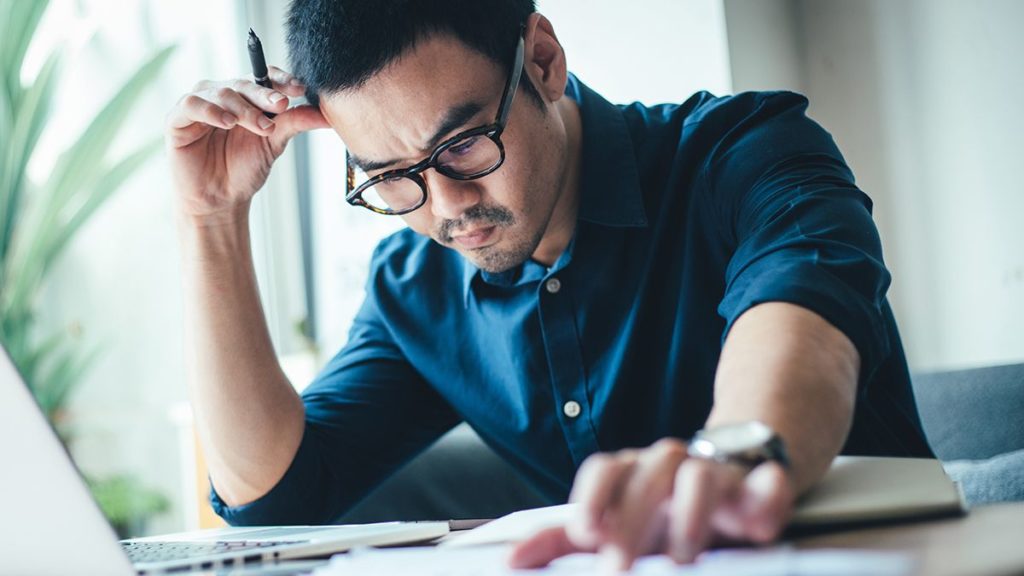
[258,116,274,130]
[671,541,696,564]
[268,92,285,104]
[289,77,304,86]
[221,113,237,127]
[599,546,629,575]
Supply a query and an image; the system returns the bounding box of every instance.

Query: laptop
[0,346,449,575]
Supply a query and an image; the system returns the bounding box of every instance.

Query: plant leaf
[5,44,175,317]
[46,137,163,262]
[36,342,101,419]
[46,44,175,208]
[0,50,60,266]
[0,0,50,99]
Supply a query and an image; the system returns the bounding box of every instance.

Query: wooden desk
[793,502,1024,576]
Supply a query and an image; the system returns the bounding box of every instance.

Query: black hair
[286,0,543,108]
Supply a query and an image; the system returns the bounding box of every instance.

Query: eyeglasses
[345,28,526,215]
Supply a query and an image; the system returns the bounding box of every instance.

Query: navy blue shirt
[213,77,932,525]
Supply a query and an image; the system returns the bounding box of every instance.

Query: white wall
[537,0,732,104]
[28,0,314,535]
[28,0,234,536]
[725,0,1024,372]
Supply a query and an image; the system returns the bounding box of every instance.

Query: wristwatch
[687,420,790,469]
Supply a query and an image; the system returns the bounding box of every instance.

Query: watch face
[698,421,774,453]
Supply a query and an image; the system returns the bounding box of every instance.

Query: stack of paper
[313,545,914,575]
[310,456,958,575]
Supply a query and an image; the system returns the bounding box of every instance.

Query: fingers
[208,85,278,136]
[677,460,793,558]
[563,441,688,573]
[667,459,738,563]
[166,94,236,148]
[610,440,687,567]
[167,74,303,144]
[267,65,307,97]
[507,526,587,569]
[566,452,637,549]
[528,442,795,572]
[268,105,330,150]
[733,462,795,542]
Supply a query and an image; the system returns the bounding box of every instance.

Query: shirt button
[545,278,562,294]
[563,400,581,418]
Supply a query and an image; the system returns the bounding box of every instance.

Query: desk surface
[792,502,1024,576]
[205,503,1024,575]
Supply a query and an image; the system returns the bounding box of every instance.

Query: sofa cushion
[912,363,1024,461]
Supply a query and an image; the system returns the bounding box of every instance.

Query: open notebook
[443,456,966,548]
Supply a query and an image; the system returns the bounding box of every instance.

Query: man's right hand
[165,66,329,225]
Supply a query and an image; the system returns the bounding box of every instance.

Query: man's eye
[447,136,479,156]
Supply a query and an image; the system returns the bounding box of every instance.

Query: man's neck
[531,96,582,267]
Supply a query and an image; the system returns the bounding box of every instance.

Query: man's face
[320,34,569,273]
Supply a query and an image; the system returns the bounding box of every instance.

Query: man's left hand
[507,438,795,572]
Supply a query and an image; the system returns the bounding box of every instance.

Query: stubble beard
[435,202,547,274]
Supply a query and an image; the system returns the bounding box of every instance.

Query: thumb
[270,104,331,147]
[507,526,592,569]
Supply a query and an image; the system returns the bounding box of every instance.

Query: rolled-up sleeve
[210,246,461,525]
[711,92,892,382]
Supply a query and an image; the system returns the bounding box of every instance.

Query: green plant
[87,474,171,539]
[1,0,176,536]
[0,1,174,429]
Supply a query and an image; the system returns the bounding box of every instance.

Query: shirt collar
[461,74,648,307]
[566,74,648,229]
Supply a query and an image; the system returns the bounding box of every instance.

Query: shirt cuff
[208,432,331,526]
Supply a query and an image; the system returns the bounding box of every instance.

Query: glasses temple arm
[496,29,526,126]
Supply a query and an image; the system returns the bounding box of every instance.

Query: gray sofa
[912,363,1024,505]
[338,362,1024,522]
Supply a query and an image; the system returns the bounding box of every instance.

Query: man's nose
[425,171,483,221]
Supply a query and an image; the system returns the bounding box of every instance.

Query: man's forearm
[178,206,305,507]
[706,302,859,494]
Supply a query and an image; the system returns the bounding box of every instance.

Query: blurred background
[1,0,1021,537]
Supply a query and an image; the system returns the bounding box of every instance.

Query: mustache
[437,204,515,243]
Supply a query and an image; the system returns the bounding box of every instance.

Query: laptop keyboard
[122,540,307,564]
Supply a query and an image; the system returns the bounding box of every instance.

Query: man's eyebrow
[347,101,486,173]
[425,101,485,150]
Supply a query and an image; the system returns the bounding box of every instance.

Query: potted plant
[0,0,175,536]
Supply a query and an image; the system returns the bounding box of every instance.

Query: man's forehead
[319,36,505,167]
[347,101,489,172]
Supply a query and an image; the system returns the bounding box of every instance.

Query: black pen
[247,28,276,118]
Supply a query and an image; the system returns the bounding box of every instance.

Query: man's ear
[523,13,568,103]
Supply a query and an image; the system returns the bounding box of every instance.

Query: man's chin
[463,247,514,274]
[434,228,537,274]
[461,244,532,274]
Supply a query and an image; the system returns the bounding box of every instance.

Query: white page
[313,545,914,576]
[441,504,576,548]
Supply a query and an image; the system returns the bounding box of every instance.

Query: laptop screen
[0,345,138,574]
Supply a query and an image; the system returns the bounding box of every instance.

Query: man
[166,0,932,570]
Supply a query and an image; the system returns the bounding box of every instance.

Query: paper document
[442,504,575,548]
[313,545,913,575]
[445,456,963,549]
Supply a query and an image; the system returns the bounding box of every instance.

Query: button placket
[536,271,601,465]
